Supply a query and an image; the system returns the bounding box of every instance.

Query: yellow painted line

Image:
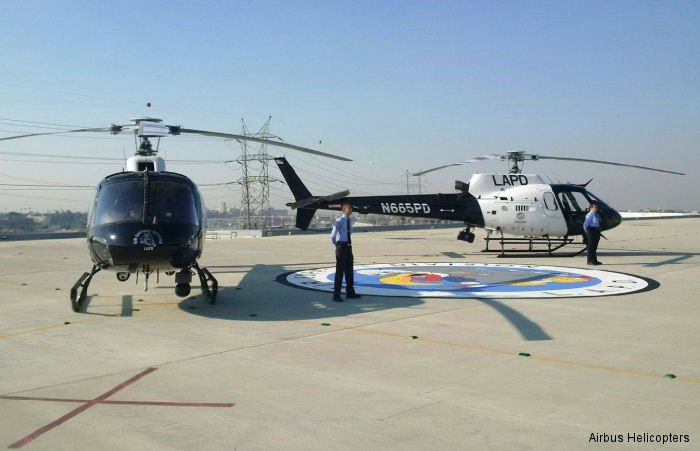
[136,302,181,311]
[0,279,185,298]
[417,336,519,356]
[0,302,181,338]
[2,289,696,383]
[0,324,67,339]
[0,279,65,292]
[291,319,700,384]
[0,319,96,339]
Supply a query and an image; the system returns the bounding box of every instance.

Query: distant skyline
[1,0,698,212]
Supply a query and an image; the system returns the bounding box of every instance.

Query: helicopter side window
[543,192,558,211]
[149,181,198,225]
[92,180,144,226]
[560,195,571,211]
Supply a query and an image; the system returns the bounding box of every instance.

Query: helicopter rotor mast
[131,118,170,157]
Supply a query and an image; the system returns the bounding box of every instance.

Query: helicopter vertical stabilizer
[274,157,312,200]
[274,157,317,230]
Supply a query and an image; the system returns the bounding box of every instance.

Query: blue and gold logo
[284,263,650,298]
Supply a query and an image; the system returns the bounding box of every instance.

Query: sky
[1,0,698,212]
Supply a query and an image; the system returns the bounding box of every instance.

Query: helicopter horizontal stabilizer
[290,190,350,209]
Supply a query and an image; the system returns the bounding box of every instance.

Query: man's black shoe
[346,293,362,299]
[332,295,343,302]
[593,261,603,265]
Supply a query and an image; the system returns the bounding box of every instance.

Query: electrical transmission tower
[237,117,277,230]
[404,170,423,195]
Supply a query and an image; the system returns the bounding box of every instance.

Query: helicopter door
[540,191,567,236]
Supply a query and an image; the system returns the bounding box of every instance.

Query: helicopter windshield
[92,180,144,226]
[149,180,198,225]
[558,191,590,212]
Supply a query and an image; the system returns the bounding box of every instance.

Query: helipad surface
[1,218,699,450]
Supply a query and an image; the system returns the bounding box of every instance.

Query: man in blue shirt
[330,202,361,302]
[583,203,602,265]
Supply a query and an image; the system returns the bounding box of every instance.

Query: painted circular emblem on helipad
[282,263,654,298]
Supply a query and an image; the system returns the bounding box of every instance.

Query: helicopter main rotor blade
[413,164,464,176]
[177,128,352,161]
[535,155,685,175]
[0,127,123,142]
[413,154,502,176]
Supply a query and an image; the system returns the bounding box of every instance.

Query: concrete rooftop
[1,218,699,450]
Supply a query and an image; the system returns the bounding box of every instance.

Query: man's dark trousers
[585,228,600,263]
[334,242,355,296]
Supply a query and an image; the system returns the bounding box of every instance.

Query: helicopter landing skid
[70,265,102,312]
[193,263,218,304]
[482,233,585,257]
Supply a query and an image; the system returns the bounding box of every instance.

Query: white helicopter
[274,151,684,255]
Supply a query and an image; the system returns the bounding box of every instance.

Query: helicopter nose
[606,209,622,230]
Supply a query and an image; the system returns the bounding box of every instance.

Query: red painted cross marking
[0,367,234,448]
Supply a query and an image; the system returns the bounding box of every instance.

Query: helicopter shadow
[177,263,552,341]
[478,248,699,268]
[80,295,134,317]
[595,248,699,267]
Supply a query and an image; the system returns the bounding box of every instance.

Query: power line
[0,183,93,188]
[0,191,89,203]
[0,150,122,161]
[0,117,90,128]
[288,153,398,186]
[0,171,94,186]
[197,181,239,187]
[0,122,84,131]
[0,158,116,165]
[0,188,92,191]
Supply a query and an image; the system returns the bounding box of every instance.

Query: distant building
[219,202,227,214]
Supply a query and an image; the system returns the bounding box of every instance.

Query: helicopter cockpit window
[559,191,589,212]
[585,191,603,203]
[92,180,144,226]
[149,181,198,225]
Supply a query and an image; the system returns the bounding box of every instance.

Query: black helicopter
[0,117,350,311]
[274,151,683,255]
